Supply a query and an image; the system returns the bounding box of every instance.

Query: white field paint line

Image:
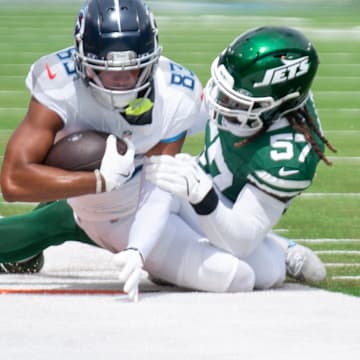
[326,263,360,267]
[0,90,27,93]
[273,229,289,233]
[0,109,26,112]
[317,90,360,94]
[0,200,38,206]
[326,130,360,134]
[298,239,360,243]
[329,157,360,161]
[321,108,360,111]
[315,250,360,255]
[331,276,360,280]
[301,193,360,198]
[318,75,360,78]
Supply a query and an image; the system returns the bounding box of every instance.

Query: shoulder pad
[154,56,205,139]
[25,47,78,122]
[26,47,77,95]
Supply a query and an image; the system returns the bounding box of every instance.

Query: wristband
[191,187,219,215]
[94,169,102,193]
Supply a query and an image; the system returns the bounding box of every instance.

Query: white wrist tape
[94,169,102,193]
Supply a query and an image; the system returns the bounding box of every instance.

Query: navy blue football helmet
[74,0,162,110]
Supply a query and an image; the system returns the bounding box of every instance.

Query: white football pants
[75,199,285,292]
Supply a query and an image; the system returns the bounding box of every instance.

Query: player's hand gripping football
[145,154,213,204]
[100,135,135,191]
[114,248,144,302]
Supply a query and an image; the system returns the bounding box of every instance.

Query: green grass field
[0,1,359,296]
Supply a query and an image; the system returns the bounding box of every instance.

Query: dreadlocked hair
[234,105,337,166]
[287,106,336,165]
[234,122,272,148]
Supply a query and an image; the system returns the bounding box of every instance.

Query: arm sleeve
[197,183,286,258]
[126,174,173,260]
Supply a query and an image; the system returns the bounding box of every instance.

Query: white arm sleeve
[127,174,173,260]
[197,183,286,258]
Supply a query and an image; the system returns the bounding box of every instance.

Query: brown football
[44,130,128,171]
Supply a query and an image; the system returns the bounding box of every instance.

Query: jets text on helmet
[254,57,310,88]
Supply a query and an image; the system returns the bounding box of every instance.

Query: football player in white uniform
[0,0,258,300]
[146,27,336,290]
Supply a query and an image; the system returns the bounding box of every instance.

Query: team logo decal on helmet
[204,26,319,137]
[254,56,310,88]
[73,0,162,111]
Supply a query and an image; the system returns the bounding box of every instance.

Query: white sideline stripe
[315,250,360,255]
[298,238,360,243]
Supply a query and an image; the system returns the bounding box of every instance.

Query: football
[44,130,128,171]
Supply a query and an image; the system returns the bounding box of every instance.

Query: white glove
[100,135,135,192]
[114,248,144,302]
[145,153,213,204]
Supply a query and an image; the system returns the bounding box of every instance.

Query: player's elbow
[0,174,22,202]
[1,183,18,202]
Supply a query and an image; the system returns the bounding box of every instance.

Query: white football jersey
[25,46,206,220]
[26,46,205,153]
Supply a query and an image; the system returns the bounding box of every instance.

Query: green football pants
[0,200,96,262]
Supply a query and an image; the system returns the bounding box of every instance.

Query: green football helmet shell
[205,26,319,137]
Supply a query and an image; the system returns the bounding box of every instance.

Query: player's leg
[145,214,255,293]
[266,231,326,283]
[244,235,286,289]
[0,200,96,273]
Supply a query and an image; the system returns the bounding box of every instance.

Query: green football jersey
[198,98,325,203]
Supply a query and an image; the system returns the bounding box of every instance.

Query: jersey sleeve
[156,57,206,142]
[197,183,286,258]
[25,47,77,124]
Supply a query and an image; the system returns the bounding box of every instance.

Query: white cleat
[286,244,326,283]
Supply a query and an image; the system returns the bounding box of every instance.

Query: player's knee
[182,243,255,293]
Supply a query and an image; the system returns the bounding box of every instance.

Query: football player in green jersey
[146,26,336,287]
